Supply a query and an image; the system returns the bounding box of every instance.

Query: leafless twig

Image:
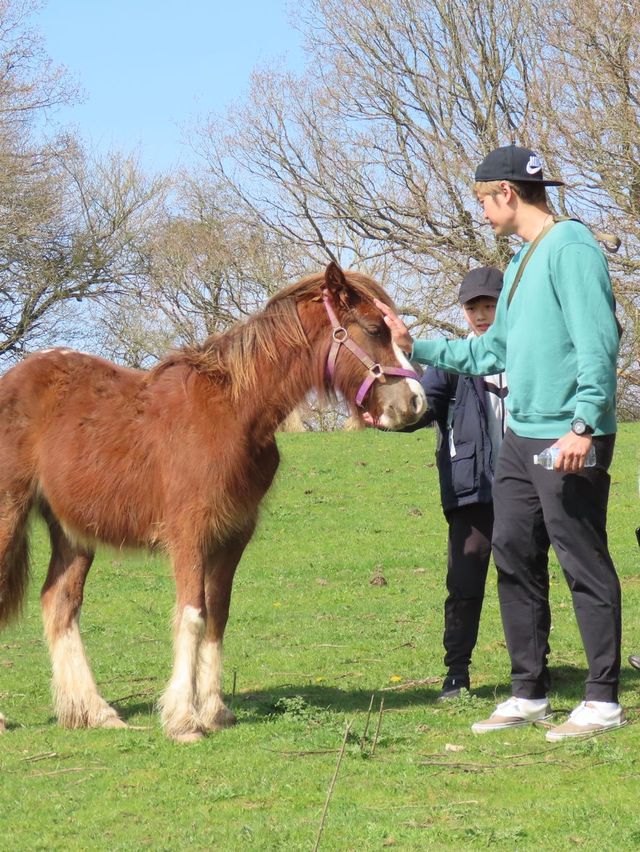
[22,751,58,763]
[313,721,351,852]
[370,697,385,756]
[359,693,375,751]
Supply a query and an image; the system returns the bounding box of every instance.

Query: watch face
[572,419,586,435]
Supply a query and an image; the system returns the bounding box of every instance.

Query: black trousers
[492,429,620,702]
[443,502,494,675]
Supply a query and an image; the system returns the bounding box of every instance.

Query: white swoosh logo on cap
[526,161,542,174]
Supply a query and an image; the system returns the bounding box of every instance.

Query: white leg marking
[0,711,5,733]
[197,637,222,703]
[197,638,236,730]
[49,618,124,728]
[159,605,206,738]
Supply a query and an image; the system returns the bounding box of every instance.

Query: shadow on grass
[115,700,156,721]
[111,688,441,725]
[28,661,639,730]
[217,663,640,725]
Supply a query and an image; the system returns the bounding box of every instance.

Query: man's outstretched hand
[373,298,414,355]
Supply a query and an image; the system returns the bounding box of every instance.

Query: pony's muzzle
[376,377,427,429]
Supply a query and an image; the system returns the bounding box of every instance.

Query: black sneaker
[438,674,470,701]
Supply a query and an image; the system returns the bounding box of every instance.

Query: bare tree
[95,175,312,366]
[198,0,546,330]
[0,1,166,361]
[6,0,635,417]
[532,0,640,415]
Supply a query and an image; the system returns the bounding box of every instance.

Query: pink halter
[322,290,418,407]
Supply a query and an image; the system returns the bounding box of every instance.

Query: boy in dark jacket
[425,267,506,699]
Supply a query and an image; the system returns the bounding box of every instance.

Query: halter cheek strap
[322,290,418,407]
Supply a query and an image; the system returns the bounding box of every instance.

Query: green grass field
[2,424,640,850]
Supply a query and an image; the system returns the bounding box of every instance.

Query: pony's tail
[0,497,33,627]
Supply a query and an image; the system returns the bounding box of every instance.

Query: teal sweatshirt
[411,220,619,438]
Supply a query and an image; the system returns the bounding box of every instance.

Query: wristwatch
[571,418,594,436]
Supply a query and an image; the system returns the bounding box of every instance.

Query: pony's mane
[149,270,394,399]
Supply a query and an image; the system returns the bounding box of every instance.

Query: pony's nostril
[411,394,421,413]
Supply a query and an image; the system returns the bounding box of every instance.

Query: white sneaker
[471,696,552,734]
[545,701,626,742]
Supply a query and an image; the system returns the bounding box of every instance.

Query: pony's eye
[362,324,383,337]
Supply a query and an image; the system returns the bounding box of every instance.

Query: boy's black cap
[459,267,503,305]
[475,145,564,187]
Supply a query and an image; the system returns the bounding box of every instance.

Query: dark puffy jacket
[420,368,503,513]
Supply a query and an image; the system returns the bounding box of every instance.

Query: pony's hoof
[171,730,205,743]
[0,715,6,734]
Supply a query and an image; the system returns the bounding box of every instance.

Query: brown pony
[0,262,426,741]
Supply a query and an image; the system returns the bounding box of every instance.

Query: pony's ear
[323,261,348,297]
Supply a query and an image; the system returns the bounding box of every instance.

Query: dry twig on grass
[371,698,385,757]
[313,721,351,852]
[359,693,375,751]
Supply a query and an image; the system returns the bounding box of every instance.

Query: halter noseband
[322,289,418,407]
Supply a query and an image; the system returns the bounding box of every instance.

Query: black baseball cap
[475,145,564,187]
[459,267,503,305]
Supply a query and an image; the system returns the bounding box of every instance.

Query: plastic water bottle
[533,444,596,469]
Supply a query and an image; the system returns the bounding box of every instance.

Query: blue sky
[38,0,304,172]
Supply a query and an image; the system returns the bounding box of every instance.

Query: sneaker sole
[472,712,552,734]
[545,719,628,742]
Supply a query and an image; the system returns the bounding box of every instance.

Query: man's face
[462,296,498,336]
[477,184,515,236]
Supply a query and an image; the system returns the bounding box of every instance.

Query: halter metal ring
[332,326,348,343]
[368,363,383,378]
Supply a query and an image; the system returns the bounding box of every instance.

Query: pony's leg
[41,515,125,729]
[197,525,254,731]
[158,549,207,742]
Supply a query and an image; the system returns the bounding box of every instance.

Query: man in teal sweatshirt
[376,145,623,741]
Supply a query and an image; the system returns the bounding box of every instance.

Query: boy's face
[462,296,498,336]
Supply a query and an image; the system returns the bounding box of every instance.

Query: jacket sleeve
[421,368,457,431]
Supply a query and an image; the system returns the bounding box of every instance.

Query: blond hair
[474,180,503,197]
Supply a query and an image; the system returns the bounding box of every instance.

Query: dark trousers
[492,429,621,702]
[443,502,494,675]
